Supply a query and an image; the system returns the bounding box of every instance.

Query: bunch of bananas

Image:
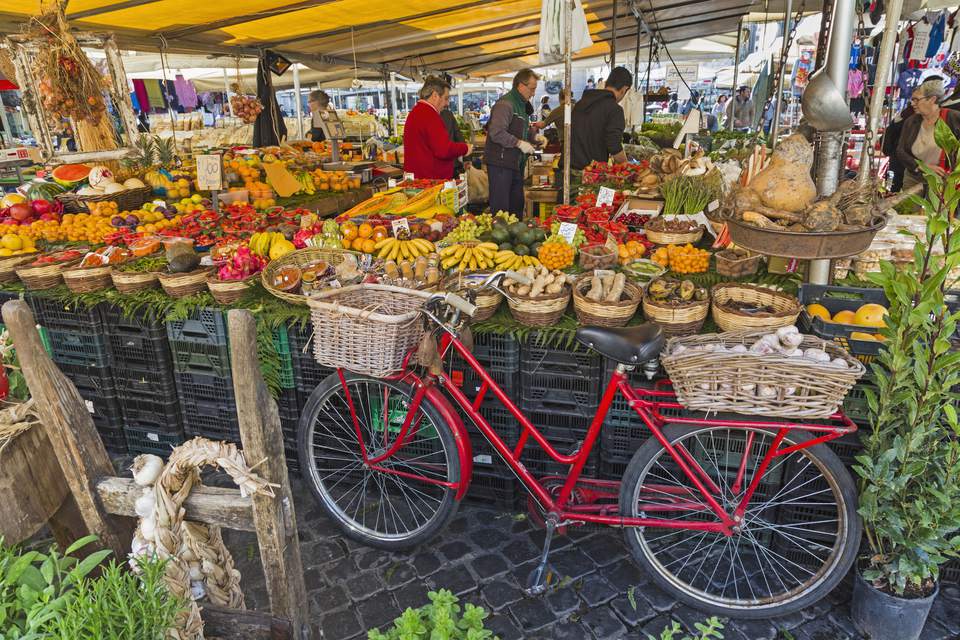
[494,250,541,271]
[249,231,289,258]
[295,171,316,195]
[439,242,499,271]
[375,236,436,260]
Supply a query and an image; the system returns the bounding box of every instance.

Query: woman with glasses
[896,77,960,190]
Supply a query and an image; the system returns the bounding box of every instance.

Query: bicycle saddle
[575,323,665,364]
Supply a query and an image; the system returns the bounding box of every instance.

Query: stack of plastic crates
[30,297,126,453]
[287,321,334,470]
[271,325,300,472]
[106,307,184,456]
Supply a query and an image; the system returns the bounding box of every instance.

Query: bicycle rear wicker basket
[661,330,866,419]
[307,284,431,377]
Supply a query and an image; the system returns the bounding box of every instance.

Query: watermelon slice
[51,164,91,188]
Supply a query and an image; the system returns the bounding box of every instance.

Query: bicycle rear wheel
[619,425,860,619]
[298,372,460,550]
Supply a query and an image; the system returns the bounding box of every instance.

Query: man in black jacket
[570,67,632,170]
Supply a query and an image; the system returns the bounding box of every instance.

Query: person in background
[727,85,755,130]
[307,90,331,142]
[680,90,701,116]
[484,68,541,215]
[882,101,914,192]
[585,77,596,91]
[537,88,571,130]
[403,76,472,180]
[570,66,632,170]
[761,97,777,135]
[667,93,679,113]
[539,95,552,121]
[440,106,466,178]
[711,94,728,131]
[895,77,960,190]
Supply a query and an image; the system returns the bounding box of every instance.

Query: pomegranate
[8,203,32,222]
[30,199,52,216]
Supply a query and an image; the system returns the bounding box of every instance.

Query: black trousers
[487,164,525,215]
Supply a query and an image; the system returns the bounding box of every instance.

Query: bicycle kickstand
[524,515,558,596]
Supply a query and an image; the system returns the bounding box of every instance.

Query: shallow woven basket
[572,274,642,327]
[643,224,705,246]
[16,258,81,290]
[112,269,160,293]
[307,284,431,377]
[56,186,152,213]
[158,267,213,299]
[442,272,502,322]
[0,255,37,284]
[711,283,802,333]
[661,330,866,419]
[715,251,762,278]
[506,286,570,327]
[262,247,357,305]
[62,264,113,293]
[207,274,256,305]
[643,295,709,337]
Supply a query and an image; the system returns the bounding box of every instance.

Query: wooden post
[227,310,311,640]
[2,39,54,158]
[1,300,131,555]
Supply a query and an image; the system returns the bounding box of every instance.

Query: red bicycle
[297,272,862,618]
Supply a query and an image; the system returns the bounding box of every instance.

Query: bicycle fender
[423,385,473,500]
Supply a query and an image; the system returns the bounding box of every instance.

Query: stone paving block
[530,620,592,639]
[324,556,360,582]
[578,573,619,607]
[919,619,956,640]
[672,604,726,634]
[311,583,350,612]
[438,539,473,561]
[470,525,509,549]
[580,534,629,567]
[502,538,539,564]
[429,563,477,595]
[638,583,676,612]
[509,596,556,632]
[319,607,363,640]
[639,613,683,638]
[344,571,383,601]
[470,552,510,579]
[545,585,582,617]
[411,550,443,577]
[356,590,402,632]
[930,594,960,634]
[303,539,346,565]
[379,560,416,588]
[581,606,628,639]
[610,592,657,628]
[791,616,855,640]
[603,559,650,592]
[551,547,598,580]
[485,610,525,640]
[391,581,431,612]
[482,578,525,611]
[726,617,780,640]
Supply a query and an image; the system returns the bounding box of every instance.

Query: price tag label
[147,432,160,442]
[388,178,397,188]
[707,199,720,213]
[444,181,456,190]
[596,187,616,207]
[196,154,223,191]
[391,218,410,237]
[604,233,619,253]
[403,172,415,182]
[85,400,95,414]
[557,222,578,244]
[328,279,342,288]
[594,269,615,278]
[473,454,493,465]
[360,253,373,270]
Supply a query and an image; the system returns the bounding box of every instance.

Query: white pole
[292,64,304,139]
[223,68,234,117]
[390,72,399,136]
[0,106,11,147]
[458,84,464,116]
[563,0,573,205]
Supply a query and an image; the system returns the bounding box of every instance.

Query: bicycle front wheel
[619,425,860,619]
[298,372,461,550]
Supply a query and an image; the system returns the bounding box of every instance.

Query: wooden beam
[228,310,311,640]
[68,0,163,20]
[1,300,132,556]
[164,0,342,39]
[202,603,294,639]
[96,477,255,532]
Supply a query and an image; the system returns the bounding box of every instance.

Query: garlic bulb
[782,349,804,358]
[784,387,797,396]
[757,385,778,398]
[190,581,207,600]
[720,383,733,392]
[729,344,748,353]
[131,455,164,487]
[831,357,849,369]
[140,516,156,542]
[739,384,756,393]
[188,562,203,581]
[134,489,156,519]
[777,329,803,349]
[673,344,687,355]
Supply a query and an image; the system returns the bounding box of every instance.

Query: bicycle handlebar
[444,292,477,317]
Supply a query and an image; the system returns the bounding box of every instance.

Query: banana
[387,242,401,261]
[468,256,478,271]
[440,245,458,257]
[374,237,393,250]
[413,238,434,254]
[453,245,466,260]
[377,238,396,259]
[473,246,491,260]
[399,241,410,260]
[476,242,499,252]
[495,250,514,262]
[441,255,460,269]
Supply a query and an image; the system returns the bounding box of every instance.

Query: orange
[361,238,376,254]
[341,222,358,241]
[806,303,831,322]
[372,225,388,241]
[853,303,888,328]
[832,310,856,325]
[358,223,373,239]
[351,237,366,251]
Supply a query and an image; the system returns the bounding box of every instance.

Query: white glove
[517,140,536,154]
[535,134,548,147]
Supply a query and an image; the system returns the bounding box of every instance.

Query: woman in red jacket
[403,76,471,180]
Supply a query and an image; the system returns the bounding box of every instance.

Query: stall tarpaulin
[253,52,287,147]
[538,0,593,65]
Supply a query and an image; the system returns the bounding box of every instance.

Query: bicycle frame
[340,329,858,536]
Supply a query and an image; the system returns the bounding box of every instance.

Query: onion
[134,489,156,519]
[131,455,164,487]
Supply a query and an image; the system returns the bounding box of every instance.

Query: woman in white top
[895,77,960,190]
[712,95,728,130]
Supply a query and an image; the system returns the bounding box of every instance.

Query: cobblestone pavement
[223,479,960,640]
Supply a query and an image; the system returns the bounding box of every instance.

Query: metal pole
[292,64,304,139]
[729,18,743,130]
[611,0,618,67]
[769,0,792,147]
[390,72,399,136]
[644,32,652,94]
[223,68,234,117]
[562,0,573,205]
[458,84,464,116]
[858,0,903,184]
[0,105,11,147]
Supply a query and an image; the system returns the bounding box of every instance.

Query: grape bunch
[476,212,493,234]
[494,211,518,225]
[440,218,480,245]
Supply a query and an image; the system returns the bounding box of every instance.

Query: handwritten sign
[196,154,223,191]
[604,233,619,254]
[388,178,397,188]
[391,218,410,237]
[596,187,616,207]
[557,222,578,244]
[403,172,416,182]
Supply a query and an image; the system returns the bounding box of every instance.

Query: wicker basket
[572,275,642,327]
[642,295,709,337]
[643,223,705,246]
[711,283,802,333]
[442,272,502,322]
[506,287,571,327]
[112,269,160,293]
[0,255,37,284]
[207,274,256,305]
[307,284,431,377]
[262,247,357,305]
[715,250,762,278]
[661,331,866,419]
[56,186,153,213]
[158,267,214,299]
[16,258,82,290]
[62,264,113,293]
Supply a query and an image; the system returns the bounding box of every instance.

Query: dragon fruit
[217,245,266,281]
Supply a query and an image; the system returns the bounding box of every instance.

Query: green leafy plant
[368,589,497,640]
[854,119,960,597]
[647,616,724,640]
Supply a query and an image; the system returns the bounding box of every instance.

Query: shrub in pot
[852,121,960,640]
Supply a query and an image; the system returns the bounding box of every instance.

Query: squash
[746,134,817,214]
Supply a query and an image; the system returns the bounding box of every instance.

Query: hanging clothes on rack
[132,79,151,112]
[174,75,197,111]
[926,11,947,58]
[144,80,165,110]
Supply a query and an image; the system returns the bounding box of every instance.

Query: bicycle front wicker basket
[661,330,866,419]
[307,283,432,377]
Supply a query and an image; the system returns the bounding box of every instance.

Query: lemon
[832,310,856,324]
[191,194,203,204]
[177,178,190,188]
[1,235,22,251]
[850,331,877,342]
[0,248,13,257]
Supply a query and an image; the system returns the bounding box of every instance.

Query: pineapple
[117,134,157,181]
[154,136,177,168]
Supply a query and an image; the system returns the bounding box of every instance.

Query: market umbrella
[253,52,286,147]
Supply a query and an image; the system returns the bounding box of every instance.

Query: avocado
[477,231,494,243]
[530,242,543,255]
[490,227,510,244]
[515,244,530,256]
[498,242,514,251]
[508,221,528,240]
[529,227,546,242]
[517,228,536,247]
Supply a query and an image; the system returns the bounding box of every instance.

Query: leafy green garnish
[117,256,167,273]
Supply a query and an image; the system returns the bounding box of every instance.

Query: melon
[22,179,65,202]
[87,166,114,189]
[0,193,26,209]
[123,178,146,189]
[102,182,126,194]
[51,164,92,188]
[77,186,104,197]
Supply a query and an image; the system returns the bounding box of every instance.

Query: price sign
[360,253,373,270]
[403,172,415,182]
[558,222,578,244]
[596,187,616,207]
[196,154,223,191]
[604,233,619,253]
[594,269,615,278]
[707,199,720,213]
[391,218,410,237]
[328,279,342,289]
[388,178,397,188]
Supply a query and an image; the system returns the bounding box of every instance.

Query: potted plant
[852,120,960,640]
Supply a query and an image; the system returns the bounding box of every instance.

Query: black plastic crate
[520,374,599,418]
[519,434,599,478]
[104,306,167,339]
[48,329,111,367]
[122,395,183,433]
[597,457,628,482]
[30,297,103,331]
[447,361,518,404]
[287,322,336,393]
[277,388,300,423]
[525,408,594,443]
[125,425,186,457]
[280,415,300,473]
[943,558,960,585]
[108,327,173,369]
[0,290,24,307]
[67,371,123,425]
[113,365,178,401]
[843,378,875,426]
[464,470,518,509]
[175,371,235,405]
[58,361,115,396]
[466,331,521,369]
[181,399,240,442]
[461,402,520,474]
[798,285,888,364]
[826,429,863,469]
[93,412,127,454]
[170,339,231,377]
[166,307,228,346]
[522,332,603,378]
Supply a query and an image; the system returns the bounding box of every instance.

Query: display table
[278,186,375,217]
